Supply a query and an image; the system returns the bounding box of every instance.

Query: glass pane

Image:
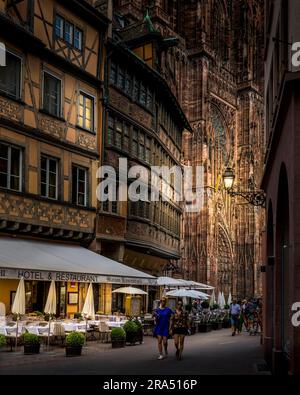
[85,107,91,121]
[0,52,21,98]
[10,148,20,176]
[44,74,61,116]
[118,68,125,89]
[116,132,122,149]
[0,158,7,173]
[0,173,7,187]
[41,169,46,184]
[140,84,147,106]
[78,115,83,128]
[78,180,85,194]
[86,97,92,112]
[108,128,114,144]
[65,22,73,44]
[110,63,117,85]
[10,175,20,191]
[0,144,8,159]
[49,185,56,199]
[49,172,56,186]
[55,16,64,38]
[49,159,57,173]
[41,157,47,171]
[85,119,91,130]
[78,193,85,206]
[78,168,85,182]
[41,183,47,197]
[74,29,82,50]
[123,136,129,151]
[132,142,138,156]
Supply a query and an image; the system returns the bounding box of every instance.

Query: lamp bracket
[227,188,266,207]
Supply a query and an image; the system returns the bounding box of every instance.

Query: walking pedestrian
[229,299,241,336]
[170,300,190,361]
[153,297,173,360]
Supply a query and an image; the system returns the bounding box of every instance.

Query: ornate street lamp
[222,167,266,207]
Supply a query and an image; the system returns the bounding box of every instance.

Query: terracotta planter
[65,345,82,357]
[24,343,40,355]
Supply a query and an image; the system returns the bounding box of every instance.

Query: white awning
[0,237,156,285]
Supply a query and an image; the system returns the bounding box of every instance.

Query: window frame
[54,14,83,52]
[78,90,95,132]
[0,142,23,192]
[42,70,62,118]
[72,164,88,207]
[40,155,58,200]
[55,14,64,39]
[0,49,22,100]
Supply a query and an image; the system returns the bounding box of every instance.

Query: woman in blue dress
[153,297,173,360]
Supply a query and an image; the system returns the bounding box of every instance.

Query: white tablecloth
[106,321,127,328]
[62,323,88,332]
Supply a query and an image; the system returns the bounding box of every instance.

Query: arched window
[211,1,228,60]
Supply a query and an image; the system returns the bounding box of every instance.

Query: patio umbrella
[156,277,187,287]
[112,286,147,295]
[82,283,95,345]
[185,280,214,290]
[210,289,216,307]
[190,290,210,299]
[166,288,208,299]
[220,292,225,309]
[227,292,232,306]
[44,280,56,350]
[217,291,222,307]
[11,277,26,351]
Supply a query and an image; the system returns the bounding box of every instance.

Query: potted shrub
[65,331,85,357]
[133,319,143,344]
[0,334,6,349]
[74,312,82,320]
[212,303,220,310]
[123,320,138,345]
[111,327,126,348]
[198,311,213,332]
[201,301,210,310]
[23,333,40,355]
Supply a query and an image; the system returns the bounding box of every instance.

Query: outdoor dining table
[61,322,88,332]
[106,321,127,328]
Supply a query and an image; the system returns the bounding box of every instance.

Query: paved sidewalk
[0,329,269,375]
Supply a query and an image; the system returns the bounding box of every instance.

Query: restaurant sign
[0,268,156,285]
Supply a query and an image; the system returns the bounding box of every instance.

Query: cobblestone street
[0,329,268,375]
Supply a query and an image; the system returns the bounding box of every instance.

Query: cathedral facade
[108,0,265,299]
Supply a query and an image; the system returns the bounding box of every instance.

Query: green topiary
[23,332,40,345]
[65,331,85,347]
[0,334,6,347]
[133,319,142,331]
[212,303,220,310]
[74,312,82,319]
[111,327,126,341]
[224,304,230,309]
[201,301,210,309]
[123,320,138,334]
